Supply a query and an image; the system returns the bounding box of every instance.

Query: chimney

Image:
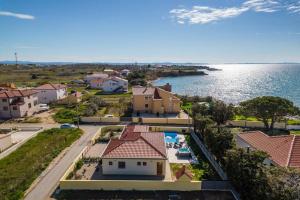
[161,83,172,92]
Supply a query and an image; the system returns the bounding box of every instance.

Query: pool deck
[166,134,198,164]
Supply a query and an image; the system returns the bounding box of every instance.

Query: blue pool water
[178,147,190,153]
[164,132,178,143]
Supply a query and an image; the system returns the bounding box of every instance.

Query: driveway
[24,125,102,200]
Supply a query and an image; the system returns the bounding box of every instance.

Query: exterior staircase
[288,136,300,167]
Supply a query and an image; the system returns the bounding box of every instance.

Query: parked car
[60,123,76,129]
[104,114,114,118]
[38,104,50,112]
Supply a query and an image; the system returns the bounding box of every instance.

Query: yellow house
[132,84,181,115]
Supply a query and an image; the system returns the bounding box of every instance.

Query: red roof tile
[238,131,300,168]
[35,83,66,90]
[0,89,37,98]
[101,126,167,159]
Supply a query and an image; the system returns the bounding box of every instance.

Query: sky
[0,0,300,63]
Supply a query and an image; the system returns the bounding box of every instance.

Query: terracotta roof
[101,126,167,159]
[86,73,109,78]
[175,165,193,180]
[132,86,179,101]
[0,89,37,98]
[238,131,300,168]
[35,83,67,90]
[132,86,155,96]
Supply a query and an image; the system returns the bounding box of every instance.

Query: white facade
[85,73,109,83]
[90,77,128,92]
[35,87,67,104]
[0,134,12,152]
[102,158,166,176]
[0,93,39,118]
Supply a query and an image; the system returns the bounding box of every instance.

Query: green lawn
[287,119,300,125]
[290,130,300,135]
[0,128,83,200]
[181,102,192,115]
[233,115,258,121]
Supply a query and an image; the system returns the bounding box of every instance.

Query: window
[3,106,8,111]
[118,161,126,169]
[109,161,113,166]
[12,106,17,111]
[28,103,32,108]
[145,104,148,108]
[2,99,7,102]
[143,162,147,166]
[137,162,141,166]
[34,100,38,106]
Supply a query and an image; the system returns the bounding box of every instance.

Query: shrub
[53,109,77,123]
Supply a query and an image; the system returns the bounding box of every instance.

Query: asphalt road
[24,125,101,200]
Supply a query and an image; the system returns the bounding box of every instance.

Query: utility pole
[76,104,80,128]
[15,52,19,69]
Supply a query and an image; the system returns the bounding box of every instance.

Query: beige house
[0,89,39,119]
[132,84,181,115]
[101,126,167,176]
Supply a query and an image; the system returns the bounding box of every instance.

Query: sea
[153,64,300,106]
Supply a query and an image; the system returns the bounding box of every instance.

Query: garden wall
[60,179,201,191]
[228,120,286,129]
[81,117,120,123]
[132,117,193,125]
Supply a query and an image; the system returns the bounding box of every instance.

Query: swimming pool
[178,147,190,153]
[164,132,178,143]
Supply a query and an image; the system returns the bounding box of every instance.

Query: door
[157,162,163,176]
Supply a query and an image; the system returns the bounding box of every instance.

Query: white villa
[90,76,128,93]
[84,73,109,83]
[101,126,167,176]
[120,69,130,77]
[34,83,68,104]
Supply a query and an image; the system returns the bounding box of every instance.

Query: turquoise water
[164,132,178,143]
[154,64,300,106]
[178,147,190,153]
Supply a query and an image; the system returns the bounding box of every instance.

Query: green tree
[240,96,298,130]
[224,148,270,200]
[210,100,234,126]
[203,128,234,162]
[191,103,210,117]
[267,167,300,200]
[193,114,213,136]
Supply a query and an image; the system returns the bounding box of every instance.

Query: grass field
[0,128,83,200]
[290,130,300,135]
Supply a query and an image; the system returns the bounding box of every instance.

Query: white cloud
[170,0,300,25]
[287,1,300,13]
[170,6,249,24]
[243,0,280,13]
[0,11,35,20]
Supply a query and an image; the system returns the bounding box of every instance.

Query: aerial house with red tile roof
[101,126,168,176]
[237,131,300,168]
[0,89,39,118]
[34,83,67,104]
